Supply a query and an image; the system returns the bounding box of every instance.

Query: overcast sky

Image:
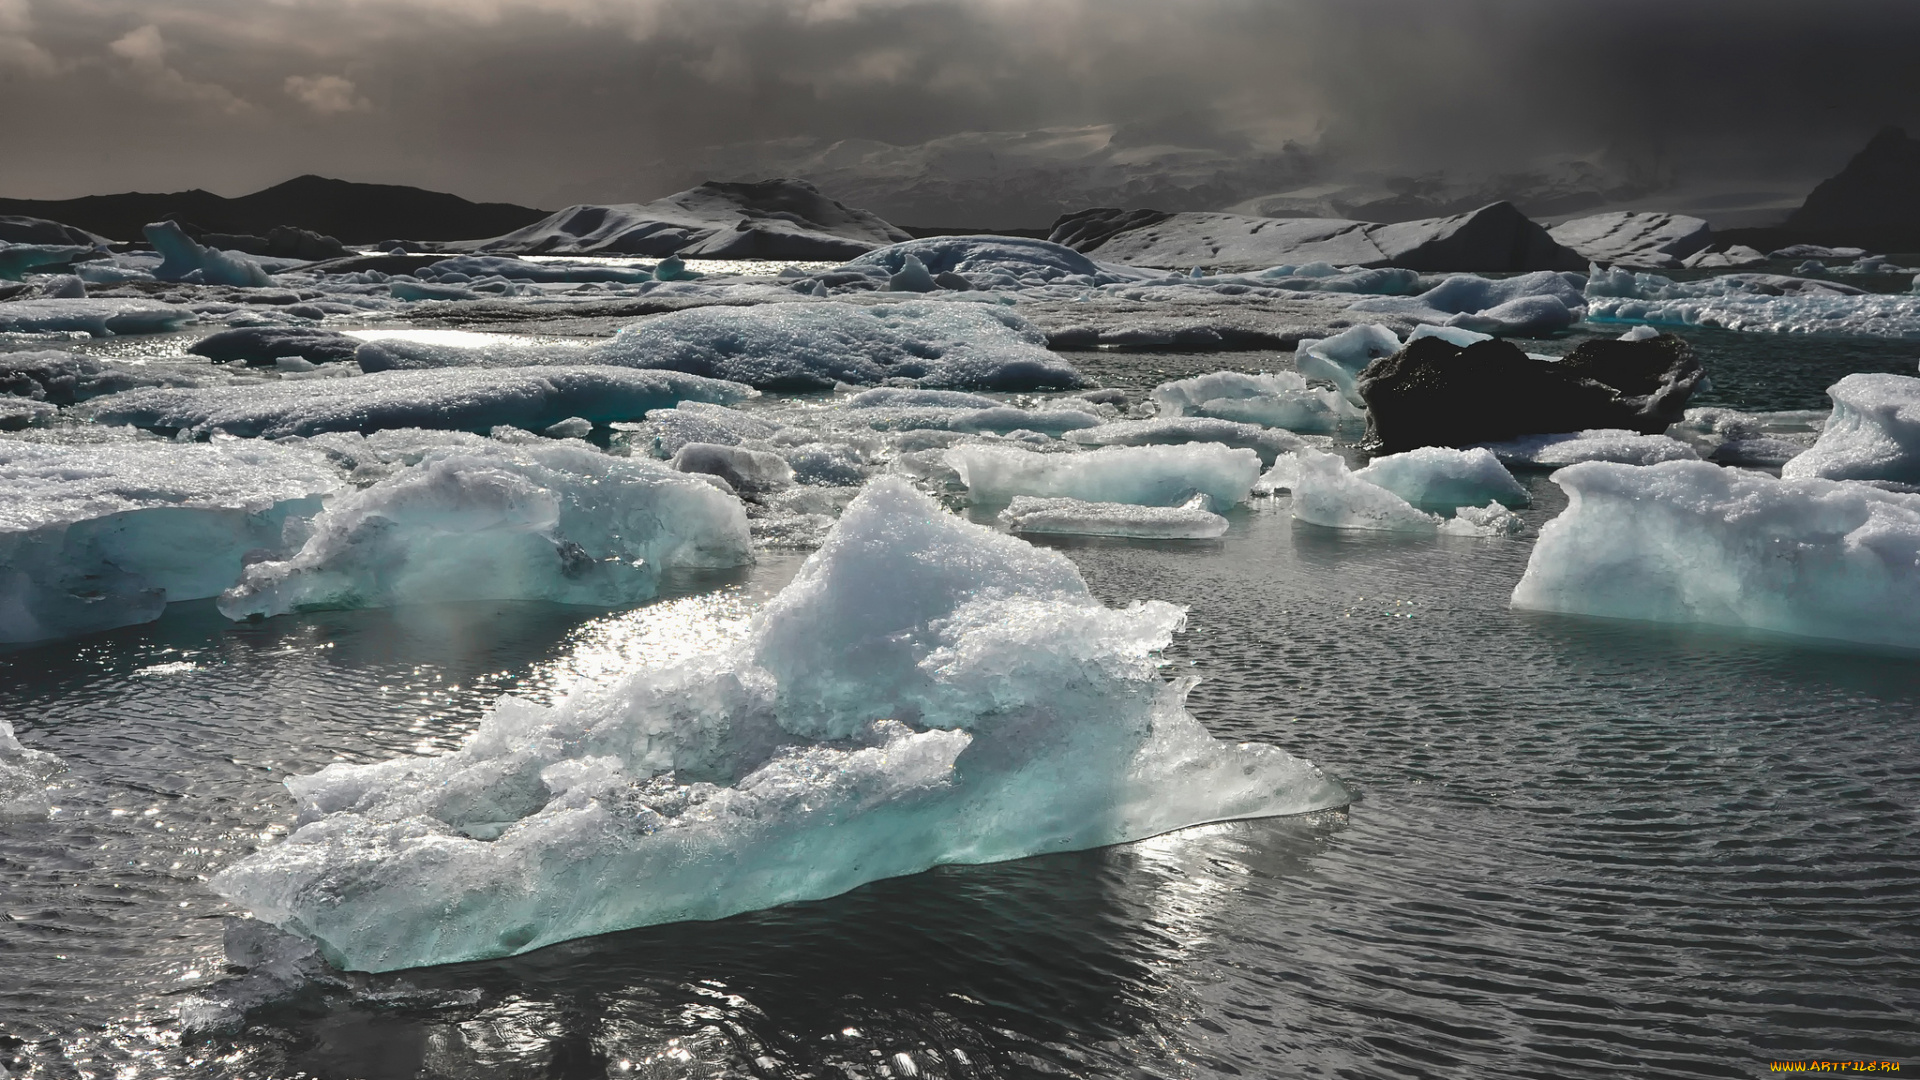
[2,0,1916,209]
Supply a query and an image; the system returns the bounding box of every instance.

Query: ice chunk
[1442,293,1576,337]
[541,416,593,440]
[632,401,785,456]
[1779,373,1920,484]
[597,301,1085,392]
[1512,460,1920,649]
[669,442,794,495]
[1477,429,1700,469]
[1584,268,1920,338]
[0,439,340,643]
[1285,450,1440,533]
[1439,501,1526,537]
[1667,406,1823,468]
[999,494,1229,538]
[1066,416,1308,465]
[840,236,1126,289]
[218,441,750,620]
[886,254,940,292]
[845,387,1002,410]
[1352,446,1528,512]
[0,719,63,821]
[353,339,594,373]
[945,443,1262,507]
[0,297,195,335]
[1150,370,1359,434]
[209,478,1347,972]
[77,366,754,440]
[0,398,56,430]
[1293,323,1401,405]
[145,221,275,287]
[0,242,98,280]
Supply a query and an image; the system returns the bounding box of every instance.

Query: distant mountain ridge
[1782,127,1920,250]
[0,176,550,244]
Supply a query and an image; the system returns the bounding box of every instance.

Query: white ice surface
[1513,459,1920,649]
[1477,429,1701,469]
[1150,370,1359,434]
[1439,501,1527,537]
[77,366,755,439]
[999,494,1229,538]
[209,478,1347,972]
[1779,373,1920,484]
[1066,416,1308,465]
[1547,212,1713,269]
[1293,323,1402,405]
[1352,447,1529,512]
[0,718,63,821]
[1284,450,1440,533]
[0,298,196,336]
[0,438,340,642]
[945,443,1262,507]
[218,439,750,620]
[1584,268,1920,338]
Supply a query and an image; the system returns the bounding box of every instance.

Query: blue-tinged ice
[0,437,340,643]
[1283,450,1441,533]
[945,443,1262,507]
[1150,370,1360,434]
[1345,271,1586,335]
[217,440,749,620]
[77,366,754,439]
[1293,324,1402,405]
[0,719,63,821]
[999,494,1229,539]
[1584,267,1920,339]
[209,478,1347,972]
[1477,429,1700,469]
[1352,446,1529,512]
[145,221,275,287]
[1512,460,1920,649]
[1779,373,1920,484]
[0,243,98,280]
[1066,416,1309,465]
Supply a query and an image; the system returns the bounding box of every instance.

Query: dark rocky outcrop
[1784,127,1920,251]
[188,327,364,366]
[1356,333,1704,454]
[0,215,111,247]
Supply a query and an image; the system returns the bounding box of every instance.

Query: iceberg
[0,242,98,280]
[1477,429,1699,469]
[945,443,1262,507]
[1667,407,1823,468]
[1344,270,1587,336]
[999,494,1229,539]
[1439,501,1527,537]
[0,398,57,430]
[1512,460,1920,649]
[0,438,339,643]
[1547,212,1713,269]
[1294,324,1403,404]
[1066,416,1308,465]
[77,366,754,440]
[1150,370,1358,434]
[1352,447,1528,512]
[1779,373,1920,484]
[0,297,195,336]
[218,441,750,621]
[1584,268,1920,339]
[145,221,275,287]
[596,301,1085,392]
[839,236,1139,290]
[0,719,63,821]
[1284,450,1440,533]
[209,478,1347,972]
[668,442,795,496]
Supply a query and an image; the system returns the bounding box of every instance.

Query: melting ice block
[1066,416,1308,465]
[999,494,1229,538]
[0,719,63,821]
[1285,450,1440,533]
[1352,446,1528,512]
[945,443,1262,507]
[0,298,195,336]
[210,478,1347,971]
[1293,324,1402,405]
[78,366,754,439]
[1477,429,1700,469]
[1150,370,1359,434]
[1779,373,1920,484]
[219,440,750,620]
[1513,460,1920,649]
[0,438,340,643]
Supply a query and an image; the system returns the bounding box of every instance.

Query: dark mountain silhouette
[0,175,550,244]
[1778,127,1920,250]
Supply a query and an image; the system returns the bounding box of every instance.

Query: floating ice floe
[1284,450,1441,533]
[77,366,754,439]
[945,443,1262,507]
[1293,324,1406,404]
[209,478,1348,971]
[1438,501,1527,537]
[1150,370,1359,434]
[0,438,340,642]
[999,494,1229,539]
[597,301,1084,391]
[0,349,198,405]
[0,242,98,280]
[1345,270,1586,336]
[1585,267,1920,339]
[668,442,795,496]
[838,236,1147,290]
[0,719,63,821]
[145,221,276,288]
[632,401,785,456]
[218,439,750,621]
[1666,407,1823,468]
[1352,446,1528,512]
[1779,373,1920,484]
[1066,416,1308,465]
[1512,460,1920,649]
[1477,429,1700,469]
[0,297,196,336]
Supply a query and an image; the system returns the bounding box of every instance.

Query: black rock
[1355,333,1704,454]
[188,327,363,366]
[1783,127,1920,251]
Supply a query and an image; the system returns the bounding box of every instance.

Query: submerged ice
[210,478,1348,972]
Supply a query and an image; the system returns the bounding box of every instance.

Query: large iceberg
[209,478,1347,972]
[219,440,750,620]
[1512,460,1920,649]
[1778,373,1920,484]
[945,443,1262,507]
[598,301,1086,392]
[77,367,754,439]
[0,438,339,643]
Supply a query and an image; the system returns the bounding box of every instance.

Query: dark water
[4,470,1917,1078]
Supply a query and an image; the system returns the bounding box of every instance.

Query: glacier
[1512,460,1920,649]
[945,443,1262,507]
[208,478,1348,972]
[1779,373,1920,484]
[218,439,750,621]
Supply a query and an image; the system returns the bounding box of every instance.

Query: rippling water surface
[4,337,1919,1078]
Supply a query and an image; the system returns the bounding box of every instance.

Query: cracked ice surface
[210,478,1347,971]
